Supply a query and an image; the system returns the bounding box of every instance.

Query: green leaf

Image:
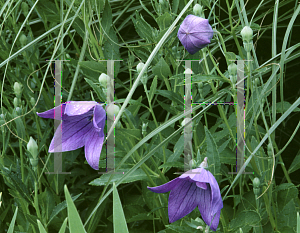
[131,11,154,43]
[58,218,68,233]
[90,169,152,186]
[156,12,172,30]
[225,52,236,62]
[176,74,225,86]
[79,61,106,73]
[157,99,178,115]
[7,207,17,233]
[158,160,184,169]
[288,151,300,174]
[64,185,86,233]
[265,101,300,116]
[274,183,298,212]
[72,18,85,40]
[277,199,297,232]
[84,78,106,102]
[155,90,184,105]
[102,0,112,36]
[149,76,158,102]
[48,193,81,224]
[205,126,221,182]
[152,57,171,80]
[103,28,121,76]
[37,220,47,233]
[117,128,142,141]
[113,182,129,233]
[229,210,260,232]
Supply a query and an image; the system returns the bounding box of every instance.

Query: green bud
[30,97,35,107]
[181,118,193,128]
[27,137,38,159]
[19,34,27,46]
[15,107,22,115]
[98,73,108,87]
[255,78,260,86]
[0,114,4,125]
[159,0,168,9]
[14,82,23,98]
[107,104,120,119]
[253,177,260,188]
[228,63,237,76]
[142,122,148,136]
[13,97,21,108]
[21,2,29,16]
[136,62,145,74]
[253,177,260,196]
[193,4,204,18]
[241,26,253,43]
[30,158,39,167]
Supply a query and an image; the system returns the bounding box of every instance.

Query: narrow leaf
[113,182,129,233]
[7,207,18,233]
[64,185,86,233]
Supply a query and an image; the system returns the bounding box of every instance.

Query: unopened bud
[27,137,38,159]
[13,97,21,108]
[14,82,23,98]
[136,62,145,74]
[21,2,29,16]
[19,34,27,46]
[200,157,208,169]
[99,73,108,87]
[142,122,148,136]
[255,78,260,86]
[253,177,260,195]
[241,26,253,43]
[193,4,204,18]
[30,97,35,107]
[107,104,120,119]
[228,63,237,76]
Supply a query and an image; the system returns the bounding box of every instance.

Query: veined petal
[49,110,94,153]
[197,185,215,229]
[36,104,66,120]
[168,178,199,223]
[93,104,106,132]
[84,128,104,170]
[65,101,97,116]
[147,178,180,193]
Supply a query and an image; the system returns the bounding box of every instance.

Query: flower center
[87,114,93,122]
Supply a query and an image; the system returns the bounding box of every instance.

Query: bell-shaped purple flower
[36,101,106,170]
[177,14,214,55]
[147,157,223,231]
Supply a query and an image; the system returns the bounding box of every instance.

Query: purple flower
[147,157,223,231]
[36,101,106,170]
[177,15,214,55]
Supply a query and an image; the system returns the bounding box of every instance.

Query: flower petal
[168,178,199,223]
[48,110,94,153]
[93,104,106,133]
[147,178,180,193]
[65,101,97,116]
[36,104,67,120]
[84,128,104,170]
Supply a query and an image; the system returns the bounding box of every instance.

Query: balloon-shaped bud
[27,137,38,159]
[241,26,253,43]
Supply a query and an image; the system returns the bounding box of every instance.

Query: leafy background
[0,0,300,232]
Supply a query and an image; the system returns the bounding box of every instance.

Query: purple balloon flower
[147,157,223,231]
[177,14,214,55]
[36,101,106,170]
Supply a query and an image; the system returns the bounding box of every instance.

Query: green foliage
[1,0,300,232]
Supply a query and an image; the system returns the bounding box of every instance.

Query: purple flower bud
[177,15,214,55]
